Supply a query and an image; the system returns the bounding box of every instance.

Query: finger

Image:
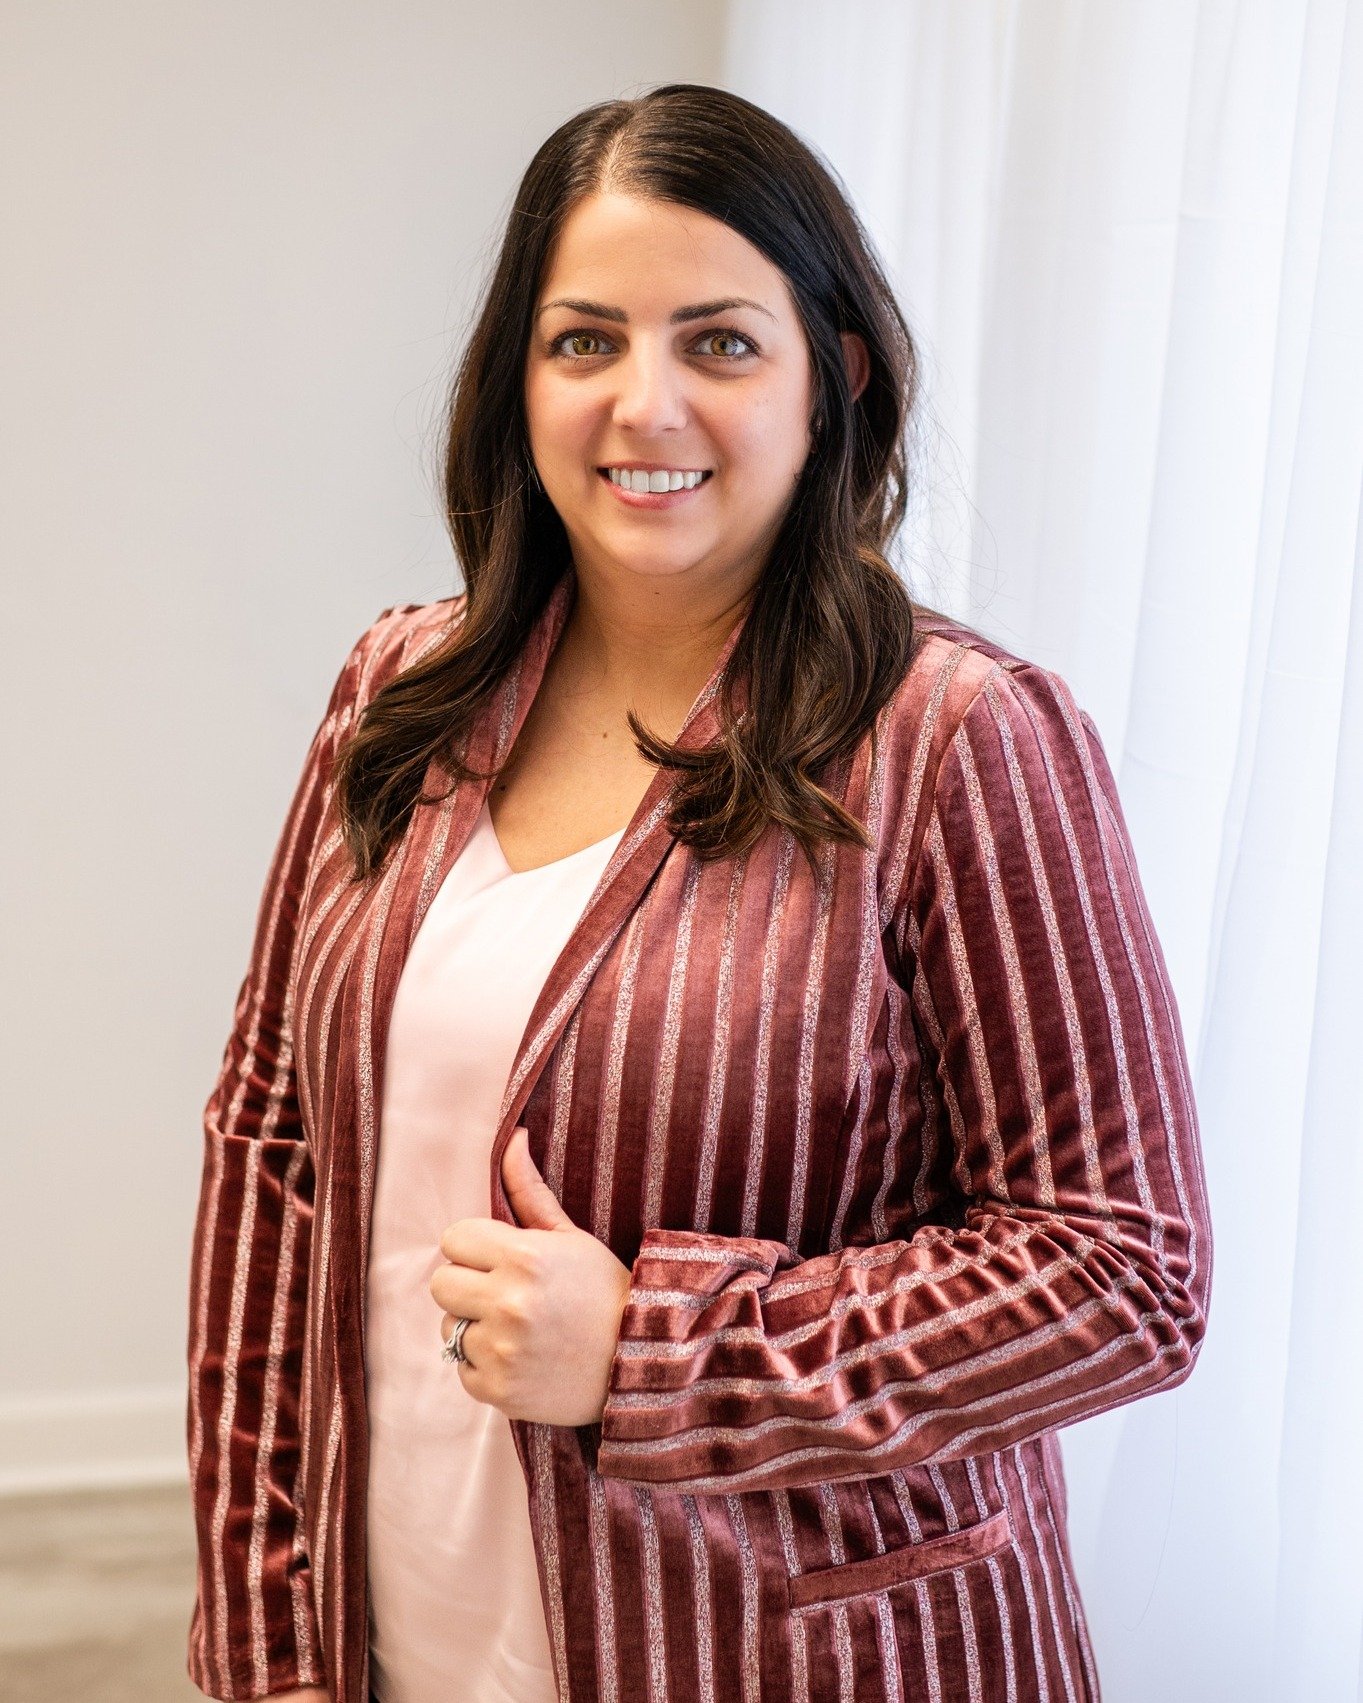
[438,1215,535,1267]
[440,1313,479,1371]
[429,1262,495,1317]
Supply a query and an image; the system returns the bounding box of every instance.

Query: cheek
[526,377,596,459]
[720,396,809,478]
[731,361,810,445]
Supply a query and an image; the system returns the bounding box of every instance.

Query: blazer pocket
[784,1509,1014,1615]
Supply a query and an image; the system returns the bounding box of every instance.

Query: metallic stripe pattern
[186,581,1211,1701]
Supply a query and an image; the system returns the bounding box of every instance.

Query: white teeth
[607,467,707,493]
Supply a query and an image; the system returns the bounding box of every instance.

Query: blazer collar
[369,564,752,1228]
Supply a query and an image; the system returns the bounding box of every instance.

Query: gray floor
[0,1481,206,1702]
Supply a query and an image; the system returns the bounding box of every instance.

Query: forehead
[536,192,797,320]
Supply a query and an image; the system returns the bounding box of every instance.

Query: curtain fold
[722,3,1363,1695]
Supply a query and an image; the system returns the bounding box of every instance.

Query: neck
[558,565,755,721]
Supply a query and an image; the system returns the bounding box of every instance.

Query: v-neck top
[364,793,626,1703]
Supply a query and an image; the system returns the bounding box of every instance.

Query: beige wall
[0,1,726,1490]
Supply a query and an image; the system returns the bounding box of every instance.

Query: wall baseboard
[0,1388,188,1496]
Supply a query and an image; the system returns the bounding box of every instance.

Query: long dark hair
[335,82,927,883]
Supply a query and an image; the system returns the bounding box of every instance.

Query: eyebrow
[534,296,777,325]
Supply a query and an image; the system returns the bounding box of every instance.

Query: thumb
[500,1126,573,1230]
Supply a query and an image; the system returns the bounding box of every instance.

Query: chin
[606,553,713,582]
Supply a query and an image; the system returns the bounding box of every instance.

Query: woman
[186,84,1212,1703]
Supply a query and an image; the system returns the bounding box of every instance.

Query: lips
[596,466,714,477]
[595,464,713,475]
[595,466,714,506]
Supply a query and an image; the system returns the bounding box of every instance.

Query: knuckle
[501,1284,534,1330]
[511,1240,544,1283]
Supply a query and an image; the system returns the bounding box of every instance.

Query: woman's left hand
[430,1126,634,1426]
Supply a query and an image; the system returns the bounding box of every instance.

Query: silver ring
[440,1316,471,1365]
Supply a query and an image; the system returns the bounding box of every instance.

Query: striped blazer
[185,565,1213,1703]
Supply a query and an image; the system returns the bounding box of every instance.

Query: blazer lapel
[357,565,752,1240]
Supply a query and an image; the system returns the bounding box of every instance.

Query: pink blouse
[364,794,625,1703]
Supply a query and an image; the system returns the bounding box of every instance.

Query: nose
[609,339,689,437]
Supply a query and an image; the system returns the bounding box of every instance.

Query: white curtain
[721,3,1363,1697]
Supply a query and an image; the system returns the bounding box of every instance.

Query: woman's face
[524,191,826,599]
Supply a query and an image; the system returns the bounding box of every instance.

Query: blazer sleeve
[593,658,1214,1495]
[185,619,377,1700]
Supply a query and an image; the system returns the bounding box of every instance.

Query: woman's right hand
[264,1690,330,1701]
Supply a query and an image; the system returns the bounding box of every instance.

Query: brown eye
[548,330,613,359]
[699,330,755,359]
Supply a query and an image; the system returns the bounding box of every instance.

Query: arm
[593,660,1213,1494]
[185,625,376,1700]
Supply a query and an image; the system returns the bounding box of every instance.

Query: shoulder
[331,590,471,716]
[875,605,1111,902]
[894,603,1105,769]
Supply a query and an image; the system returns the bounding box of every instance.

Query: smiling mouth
[596,467,714,492]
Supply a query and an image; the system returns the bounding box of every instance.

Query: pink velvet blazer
[185,566,1213,1703]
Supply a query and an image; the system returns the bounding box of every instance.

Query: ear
[840,331,870,404]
